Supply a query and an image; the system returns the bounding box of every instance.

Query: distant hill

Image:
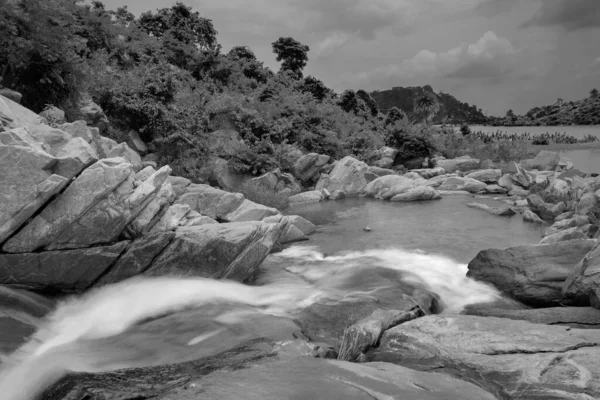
[370,85,488,124]
[486,90,600,126]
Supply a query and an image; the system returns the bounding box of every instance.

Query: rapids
[0,196,542,399]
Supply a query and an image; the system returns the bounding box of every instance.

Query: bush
[460,124,471,136]
[236,179,290,210]
[385,122,437,164]
[434,133,532,162]
[227,142,279,176]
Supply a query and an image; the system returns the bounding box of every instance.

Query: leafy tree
[506,109,515,118]
[272,37,309,78]
[591,88,599,99]
[414,93,440,125]
[301,76,331,101]
[356,89,379,117]
[228,46,256,61]
[385,107,406,126]
[338,90,358,113]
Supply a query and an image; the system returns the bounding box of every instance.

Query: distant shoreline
[529,142,600,151]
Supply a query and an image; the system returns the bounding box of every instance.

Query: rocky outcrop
[370,315,600,400]
[467,240,596,306]
[316,156,372,196]
[64,97,109,135]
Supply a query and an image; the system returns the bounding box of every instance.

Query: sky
[100,0,600,116]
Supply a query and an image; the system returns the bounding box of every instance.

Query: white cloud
[314,32,354,59]
[353,31,518,86]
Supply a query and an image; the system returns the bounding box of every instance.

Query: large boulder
[521,150,561,171]
[0,242,129,293]
[510,163,534,188]
[3,158,134,253]
[0,94,43,130]
[144,222,284,282]
[438,177,486,193]
[0,88,22,103]
[563,240,600,308]
[177,184,244,220]
[435,156,480,173]
[467,240,597,306]
[316,156,371,196]
[0,130,70,243]
[362,175,417,200]
[222,199,279,223]
[465,169,501,183]
[370,315,600,400]
[293,153,330,183]
[288,190,324,205]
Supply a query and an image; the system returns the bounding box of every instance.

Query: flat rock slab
[370,315,600,400]
[0,242,129,293]
[463,305,600,329]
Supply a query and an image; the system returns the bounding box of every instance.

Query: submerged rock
[467,239,596,306]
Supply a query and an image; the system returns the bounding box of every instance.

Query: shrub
[236,179,290,210]
[460,124,471,136]
[227,142,279,176]
[385,122,437,164]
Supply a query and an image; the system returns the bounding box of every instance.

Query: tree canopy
[271,37,309,78]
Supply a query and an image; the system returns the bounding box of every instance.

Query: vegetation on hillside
[0,0,409,179]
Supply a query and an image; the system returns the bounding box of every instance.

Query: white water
[0,246,501,400]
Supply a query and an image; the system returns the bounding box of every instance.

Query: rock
[127,129,148,155]
[144,222,284,282]
[411,167,445,179]
[380,146,398,159]
[185,216,218,226]
[330,190,346,200]
[59,120,100,149]
[167,176,191,196]
[403,172,421,180]
[315,156,370,196]
[497,174,514,190]
[563,240,600,307]
[390,186,442,202]
[45,165,172,250]
[559,168,586,180]
[126,183,177,237]
[293,153,330,183]
[542,178,570,203]
[39,105,66,124]
[522,209,544,224]
[362,175,416,200]
[521,150,561,171]
[465,169,502,183]
[438,177,486,193]
[176,184,244,220]
[65,97,109,134]
[205,157,247,191]
[98,136,118,158]
[527,194,564,220]
[484,185,507,194]
[2,158,135,253]
[479,159,495,169]
[508,187,529,197]
[222,199,279,223]
[289,190,324,205]
[556,211,575,221]
[557,156,574,172]
[511,163,534,188]
[150,204,191,233]
[438,190,471,196]
[576,190,600,215]
[0,88,22,103]
[463,305,600,329]
[0,133,70,243]
[0,242,129,293]
[435,156,480,173]
[321,188,331,199]
[106,142,143,171]
[279,224,309,244]
[545,215,590,237]
[467,203,516,216]
[372,157,394,169]
[539,227,588,244]
[370,315,600,400]
[467,240,596,306]
[366,166,395,178]
[251,172,279,191]
[0,94,43,129]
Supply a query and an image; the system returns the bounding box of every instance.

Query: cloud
[314,32,354,59]
[353,31,518,87]
[474,0,519,17]
[523,0,600,31]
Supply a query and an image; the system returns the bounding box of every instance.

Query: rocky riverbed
[1,93,600,399]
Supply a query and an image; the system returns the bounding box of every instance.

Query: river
[0,195,543,399]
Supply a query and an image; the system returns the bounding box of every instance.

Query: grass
[236,179,290,211]
[433,134,535,163]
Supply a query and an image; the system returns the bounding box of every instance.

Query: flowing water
[0,195,543,399]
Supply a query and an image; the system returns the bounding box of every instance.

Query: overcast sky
[101,0,600,115]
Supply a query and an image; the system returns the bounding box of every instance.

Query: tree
[414,93,440,124]
[338,90,358,113]
[591,88,599,99]
[271,37,309,78]
[301,76,331,101]
[385,107,406,126]
[506,109,515,118]
[356,89,379,117]
[228,46,256,61]
[138,2,218,50]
